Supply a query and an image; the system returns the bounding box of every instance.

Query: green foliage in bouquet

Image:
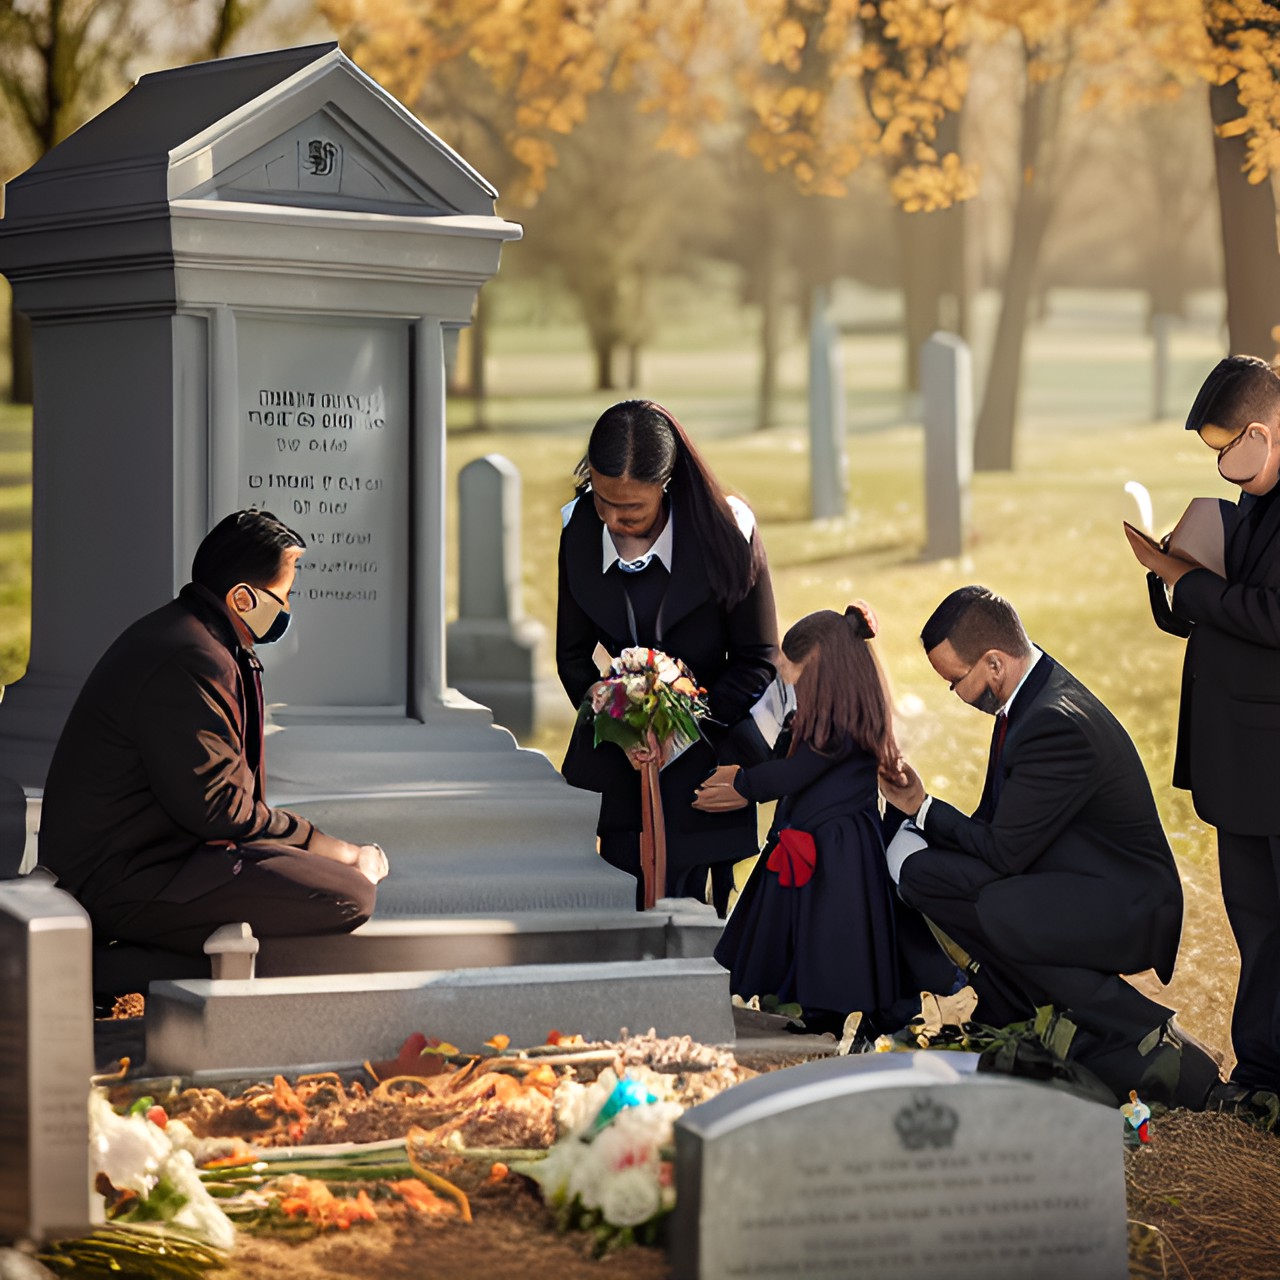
[578,646,708,757]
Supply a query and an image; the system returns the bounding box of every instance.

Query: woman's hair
[782,607,897,764]
[575,399,762,609]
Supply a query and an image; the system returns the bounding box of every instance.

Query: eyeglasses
[261,586,290,610]
[1198,421,1246,451]
[948,661,980,694]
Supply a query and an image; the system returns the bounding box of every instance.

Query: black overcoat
[1149,493,1280,834]
[556,494,777,893]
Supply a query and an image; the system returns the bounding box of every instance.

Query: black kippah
[1184,355,1270,432]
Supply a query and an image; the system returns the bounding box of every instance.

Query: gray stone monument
[447,454,545,737]
[671,1052,1128,1280]
[921,331,972,561]
[808,285,847,520]
[0,880,97,1241]
[0,43,620,911]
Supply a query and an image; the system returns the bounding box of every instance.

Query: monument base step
[256,900,724,977]
[144,956,735,1076]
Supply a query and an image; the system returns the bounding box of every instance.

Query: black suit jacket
[41,584,330,912]
[1149,494,1280,834]
[921,655,1184,983]
[556,494,777,868]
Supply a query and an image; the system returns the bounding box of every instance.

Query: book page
[1167,497,1227,577]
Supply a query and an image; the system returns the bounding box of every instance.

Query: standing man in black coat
[879,586,1210,1105]
[41,510,388,968]
[1126,354,1280,1106]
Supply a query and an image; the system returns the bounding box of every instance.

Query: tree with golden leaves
[0,0,271,402]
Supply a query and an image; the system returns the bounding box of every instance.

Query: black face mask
[973,683,1002,716]
[236,585,292,645]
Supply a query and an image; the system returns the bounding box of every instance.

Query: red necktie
[989,711,1009,803]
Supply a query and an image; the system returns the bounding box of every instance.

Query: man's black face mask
[237,585,291,645]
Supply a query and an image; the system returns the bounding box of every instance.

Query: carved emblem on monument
[305,138,340,177]
[893,1092,960,1150]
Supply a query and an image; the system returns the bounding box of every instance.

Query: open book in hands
[1165,497,1231,577]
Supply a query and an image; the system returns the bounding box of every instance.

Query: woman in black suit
[556,400,778,914]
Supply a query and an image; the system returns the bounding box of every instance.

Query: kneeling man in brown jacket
[41,509,387,967]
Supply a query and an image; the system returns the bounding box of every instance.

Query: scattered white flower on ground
[598,1166,662,1227]
[89,1090,168,1196]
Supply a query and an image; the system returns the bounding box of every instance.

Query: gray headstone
[144,957,734,1075]
[446,454,545,736]
[0,880,96,1240]
[921,331,973,561]
[672,1052,1128,1280]
[808,285,847,520]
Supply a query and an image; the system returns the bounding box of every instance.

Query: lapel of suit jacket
[973,653,1055,821]
[1003,651,1057,746]
[1233,489,1280,585]
[563,497,636,646]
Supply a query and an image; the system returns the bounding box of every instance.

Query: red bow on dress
[766,828,817,888]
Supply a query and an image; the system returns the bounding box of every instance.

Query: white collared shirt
[603,509,675,574]
[915,645,1043,827]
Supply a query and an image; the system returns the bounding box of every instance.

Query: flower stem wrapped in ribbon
[579,647,709,909]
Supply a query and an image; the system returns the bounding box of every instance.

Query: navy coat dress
[714,735,901,1019]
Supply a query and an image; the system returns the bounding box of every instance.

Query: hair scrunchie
[844,600,878,639]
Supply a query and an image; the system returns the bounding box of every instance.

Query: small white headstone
[672,1052,1127,1280]
[446,454,544,735]
[0,880,96,1240]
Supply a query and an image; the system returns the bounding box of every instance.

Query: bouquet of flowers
[579,647,709,908]
[512,1068,682,1256]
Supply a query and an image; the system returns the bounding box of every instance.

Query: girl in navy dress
[699,604,903,1032]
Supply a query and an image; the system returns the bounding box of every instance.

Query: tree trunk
[9,301,32,405]
[756,207,783,431]
[973,70,1055,473]
[1209,81,1280,358]
[593,338,615,392]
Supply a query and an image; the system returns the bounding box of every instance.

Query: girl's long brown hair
[784,607,898,766]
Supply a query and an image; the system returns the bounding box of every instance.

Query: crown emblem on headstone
[893,1092,960,1150]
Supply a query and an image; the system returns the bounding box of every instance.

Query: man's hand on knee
[355,843,389,885]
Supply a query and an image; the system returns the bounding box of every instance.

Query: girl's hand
[693,765,746,811]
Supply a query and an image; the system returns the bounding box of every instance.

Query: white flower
[89,1090,168,1196]
[164,1149,238,1250]
[88,1089,237,1250]
[598,1166,662,1227]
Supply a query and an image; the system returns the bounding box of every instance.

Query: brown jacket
[41,582,322,911]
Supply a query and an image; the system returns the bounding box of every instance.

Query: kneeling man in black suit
[879,585,1213,1105]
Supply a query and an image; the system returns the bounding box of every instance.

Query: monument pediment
[184,106,444,212]
[3,43,498,223]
